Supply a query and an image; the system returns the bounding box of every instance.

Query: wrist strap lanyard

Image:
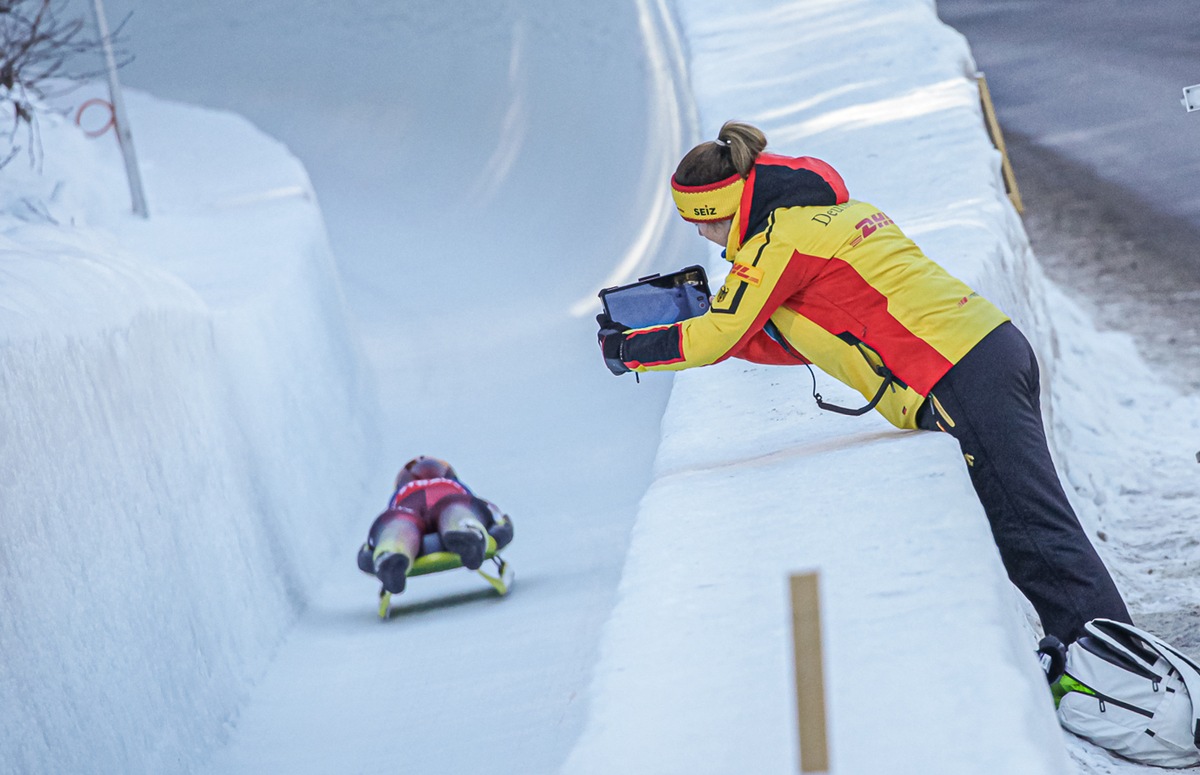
[763,320,897,417]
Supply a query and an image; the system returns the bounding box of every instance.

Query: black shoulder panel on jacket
[744,164,841,240]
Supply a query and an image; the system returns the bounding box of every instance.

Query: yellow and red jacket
[621,154,1009,429]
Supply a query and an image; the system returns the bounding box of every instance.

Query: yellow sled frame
[377,534,512,618]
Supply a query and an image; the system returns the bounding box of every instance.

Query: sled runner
[376,530,514,619]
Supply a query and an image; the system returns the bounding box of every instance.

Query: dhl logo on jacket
[621,155,1008,429]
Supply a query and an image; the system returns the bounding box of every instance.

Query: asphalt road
[937,0,1200,393]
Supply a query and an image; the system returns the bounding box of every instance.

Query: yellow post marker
[790,572,830,773]
[976,72,1024,213]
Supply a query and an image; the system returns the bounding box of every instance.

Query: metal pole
[90,0,148,217]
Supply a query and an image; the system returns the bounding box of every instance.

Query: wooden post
[790,572,830,773]
[976,72,1024,213]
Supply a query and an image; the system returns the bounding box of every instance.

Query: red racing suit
[361,477,512,565]
[619,154,1010,429]
[386,477,473,533]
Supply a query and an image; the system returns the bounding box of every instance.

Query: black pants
[917,322,1130,642]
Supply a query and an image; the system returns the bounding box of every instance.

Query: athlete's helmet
[394,456,458,490]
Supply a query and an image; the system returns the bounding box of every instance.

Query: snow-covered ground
[2,0,1198,773]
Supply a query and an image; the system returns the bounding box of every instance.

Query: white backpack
[1053,619,1200,767]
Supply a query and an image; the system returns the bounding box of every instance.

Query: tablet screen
[599,266,710,329]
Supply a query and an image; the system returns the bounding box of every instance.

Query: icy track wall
[0,97,379,773]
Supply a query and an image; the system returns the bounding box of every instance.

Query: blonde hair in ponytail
[674,120,768,186]
[716,120,767,177]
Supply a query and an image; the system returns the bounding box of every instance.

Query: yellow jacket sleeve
[621,219,804,371]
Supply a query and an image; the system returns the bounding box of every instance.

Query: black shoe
[1037,635,1067,683]
[375,552,410,594]
[442,527,486,570]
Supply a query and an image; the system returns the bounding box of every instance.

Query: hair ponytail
[674,120,767,186]
[716,120,766,177]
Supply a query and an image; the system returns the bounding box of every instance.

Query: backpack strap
[1084,619,1167,677]
[1087,619,1200,749]
[1151,635,1200,749]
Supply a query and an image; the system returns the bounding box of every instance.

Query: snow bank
[0,92,379,773]
[565,0,1082,772]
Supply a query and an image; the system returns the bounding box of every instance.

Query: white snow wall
[0,98,379,773]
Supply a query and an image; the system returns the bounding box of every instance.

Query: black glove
[356,543,375,574]
[1037,635,1067,683]
[596,313,631,376]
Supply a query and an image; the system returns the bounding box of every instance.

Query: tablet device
[598,265,711,329]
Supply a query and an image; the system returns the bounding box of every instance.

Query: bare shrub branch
[0,0,132,170]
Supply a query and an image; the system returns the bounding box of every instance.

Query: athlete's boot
[374,550,412,594]
[442,523,487,570]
